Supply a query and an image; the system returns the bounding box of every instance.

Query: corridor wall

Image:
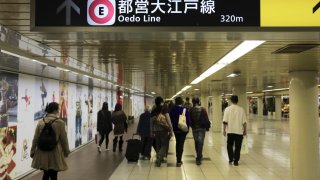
[0,70,142,179]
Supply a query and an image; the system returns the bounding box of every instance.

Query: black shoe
[155,159,161,167]
[234,161,239,166]
[176,161,183,167]
[196,160,201,165]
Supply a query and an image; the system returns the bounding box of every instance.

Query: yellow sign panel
[261,0,320,27]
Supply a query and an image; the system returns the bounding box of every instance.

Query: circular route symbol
[89,0,114,24]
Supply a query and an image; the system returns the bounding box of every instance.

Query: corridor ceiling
[0,0,320,98]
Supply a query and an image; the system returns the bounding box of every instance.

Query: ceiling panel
[0,0,319,98]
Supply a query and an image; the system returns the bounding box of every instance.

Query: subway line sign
[33,0,320,27]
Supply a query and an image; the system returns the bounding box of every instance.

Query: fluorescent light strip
[181,85,192,91]
[191,40,265,85]
[1,49,31,60]
[56,67,70,72]
[262,88,289,92]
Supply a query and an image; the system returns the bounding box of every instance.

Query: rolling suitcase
[125,133,141,162]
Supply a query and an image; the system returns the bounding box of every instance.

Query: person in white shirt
[223,95,247,166]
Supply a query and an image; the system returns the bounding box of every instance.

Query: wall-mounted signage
[33,0,320,28]
[34,0,260,27]
[261,0,320,27]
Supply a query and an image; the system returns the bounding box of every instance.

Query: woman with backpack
[31,102,70,180]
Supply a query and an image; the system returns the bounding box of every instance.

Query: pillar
[233,86,247,114]
[257,97,263,117]
[289,71,319,179]
[275,96,282,120]
[212,91,222,132]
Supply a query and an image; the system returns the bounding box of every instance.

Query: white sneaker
[97,146,101,153]
[106,148,110,151]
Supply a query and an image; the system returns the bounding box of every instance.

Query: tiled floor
[109,115,294,180]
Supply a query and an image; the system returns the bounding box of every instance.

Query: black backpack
[38,118,58,151]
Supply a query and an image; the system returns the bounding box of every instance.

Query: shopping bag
[241,136,249,154]
[178,108,188,132]
[95,133,100,144]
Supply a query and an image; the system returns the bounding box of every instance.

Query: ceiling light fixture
[56,67,70,72]
[246,92,254,94]
[194,88,200,91]
[267,85,273,88]
[227,72,241,78]
[262,88,289,92]
[151,92,156,95]
[190,40,265,85]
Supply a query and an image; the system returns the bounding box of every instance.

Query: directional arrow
[57,0,80,25]
[313,1,320,13]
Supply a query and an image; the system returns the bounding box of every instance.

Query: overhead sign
[34,0,260,27]
[261,0,320,27]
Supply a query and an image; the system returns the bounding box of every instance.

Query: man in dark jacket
[97,102,112,152]
[137,105,152,160]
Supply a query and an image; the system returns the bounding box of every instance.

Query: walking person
[189,97,210,165]
[31,102,70,180]
[169,97,190,167]
[112,103,128,152]
[152,103,171,167]
[223,95,247,166]
[97,102,112,152]
[136,105,152,160]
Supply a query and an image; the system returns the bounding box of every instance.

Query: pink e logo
[87,0,115,25]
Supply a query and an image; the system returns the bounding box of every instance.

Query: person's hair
[175,97,183,105]
[145,105,151,112]
[162,103,169,114]
[186,97,190,101]
[192,97,200,106]
[155,96,164,106]
[230,95,238,104]
[153,105,163,115]
[114,103,122,111]
[45,102,59,113]
[102,102,108,111]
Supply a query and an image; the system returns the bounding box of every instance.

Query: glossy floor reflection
[109,115,295,180]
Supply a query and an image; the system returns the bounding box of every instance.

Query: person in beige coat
[31,102,70,180]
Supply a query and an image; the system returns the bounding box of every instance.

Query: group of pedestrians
[29,94,247,179]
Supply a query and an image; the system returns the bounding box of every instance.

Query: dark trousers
[140,136,152,158]
[174,131,187,163]
[227,133,243,163]
[99,131,110,148]
[154,131,169,160]
[113,136,124,151]
[42,170,57,180]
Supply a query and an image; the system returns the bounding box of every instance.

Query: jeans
[140,136,153,158]
[154,131,169,160]
[42,170,57,180]
[99,131,110,148]
[192,129,206,161]
[227,133,243,163]
[174,131,188,163]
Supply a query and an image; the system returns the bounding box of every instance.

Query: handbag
[240,135,249,154]
[200,108,211,130]
[178,108,188,132]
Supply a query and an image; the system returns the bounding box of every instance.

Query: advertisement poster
[81,85,88,144]
[0,72,18,128]
[75,85,83,147]
[86,79,93,141]
[15,74,35,177]
[0,126,17,179]
[67,83,76,150]
[59,81,68,126]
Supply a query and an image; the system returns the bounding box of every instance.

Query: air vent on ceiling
[273,44,319,54]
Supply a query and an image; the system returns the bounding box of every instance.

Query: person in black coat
[136,105,152,160]
[97,102,112,152]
